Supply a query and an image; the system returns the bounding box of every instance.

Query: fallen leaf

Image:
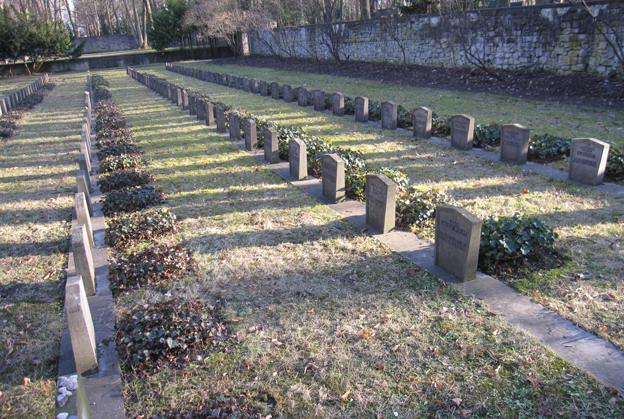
[451,398,462,407]
[340,390,351,401]
[357,329,373,340]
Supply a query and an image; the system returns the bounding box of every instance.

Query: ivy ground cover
[143,64,624,354]
[101,68,624,417]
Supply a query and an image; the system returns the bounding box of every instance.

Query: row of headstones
[165,63,612,186]
[0,73,49,116]
[131,66,483,282]
[66,80,101,376]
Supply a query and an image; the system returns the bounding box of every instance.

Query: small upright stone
[75,193,94,248]
[76,170,93,214]
[271,82,280,99]
[450,114,475,150]
[263,127,279,163]
[321,154,345,203]
[205,101,215,126]
[282,85,294,102]
[332,92,344,116]
[381,101,398,130]
[181,89,189,110]
[355,96,369,122]
[298,88,308,106]
[568,138,610,185]
[365,174,397,234]
[259,81,269,96]
[196,97,206,121]
[413,107,432,140]
[244,119,257,150]
[76,155,92,190]
[500,124,530,165]
[65,275,98,374]
[289,139,307,180]
[229,111,241,140]
[216,105,226,133]
[250,79,259,93]
[313,90,325,111]
[435,205,482,282]
[176,87,183,106]
[72,224,95,295]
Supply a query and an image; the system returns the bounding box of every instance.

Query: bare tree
[380,14,408,66]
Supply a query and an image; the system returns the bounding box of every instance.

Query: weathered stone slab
[568,138,610,185]
[229,111,241,140]
[76,155,92,190]
[298,88,308,106]
[289,139,307,180]
[413,106,432,140]
[450,114,475,150]
[264,127,279,163]
[244,119,257,150]
[259,80,269,96]
[72,224,95,295]
[80,140,92,164]
[76,170,93,215]
[332,92,344,116]
[181,89,189,109]
[75,193,94,248]
[365,174,397,234]
[500,124,529,164]
[381,101,398,130]
[205,101,215,126]
[435,205,482,282]
[271,82,280,99]
[282,85,294,102]
[355,96,369,122]
[65,275,98,375]
[322,153,345,203]
[176,87,183,106]
[188,94,197,115]
[216,105,226,132]
[313,90,325,111]
[250,79,259,93]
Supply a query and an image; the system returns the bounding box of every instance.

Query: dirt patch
[212,56,624,109]
[481,248,568,284]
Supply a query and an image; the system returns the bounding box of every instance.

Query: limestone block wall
[249,1,624,75]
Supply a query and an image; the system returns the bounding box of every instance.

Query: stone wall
[249,1,623,75]
[74,35,138,54]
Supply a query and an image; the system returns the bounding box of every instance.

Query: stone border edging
[0,74,49,116]
[55,78,125,419]
[129,66,624,396]
[167,63,624,196]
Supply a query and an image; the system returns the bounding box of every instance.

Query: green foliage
[98,169,154,192]
[431,113,450,137]
[479,215,557,271]
[606,146,624,182]
[473,123,501,148]
[149,0,192,51]
[346,167,409,201]
[102,186,164,215]
[110,244,195,293]
[368,100,382,121]
[400,0,434,14]
[91,75,109,88]
[94,85,112,102]
[99,153,146,173]
[97,143,142,160]
[397,105,412,129]
[96,128,134,149]
[344,96,356,115]
[115,299,229,371]
[106,208,177,249]
[396,187,453,230]
[528,134,571,162]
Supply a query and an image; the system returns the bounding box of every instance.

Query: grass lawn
[0,73,84,417]
[0,75,40,96]
[139,64,624,354]
[183,60,624,150]
[102,68,624,417]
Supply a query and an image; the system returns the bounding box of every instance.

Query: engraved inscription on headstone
[500,124,529,165]
[450,114,475,150]
[355,96,369,122]
[568,138,610,185]
[321,154,345,203]
[365,174,397,234]
[413,106,432,140]
[289,139,308,180]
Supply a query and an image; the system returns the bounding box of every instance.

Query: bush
[17,93,44,110]
[96,109,127,132]
[368,100,382,121]
[102,186,164,215]
[397,105,412,129]
[91,75,109,88]
[106,208,177,248]
[431,113,450,137]
[346,167,409,201]
[98,169,154,192]
[0,117,16,138]
[606,146,624,182]
[115,298,229,370]
[528,134,571,163]
[344,96,356,115]
[473,123,501,149]
[96,128,134,149]
[479,214,557,272]
[97,143,142,160]
[304,136,333,176]
[99,153,145,173]
[110,244,194,292]
[94,85,112,102]
[396,187,453,230]
[277,125,306,160]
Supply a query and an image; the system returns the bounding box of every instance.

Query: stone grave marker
[259,81,269,96]
[434,205,482,282]
[332,92,344,116]
[229,111,241,140]
[244,119,257,150]
[289,139,307,180]
[65,275,98,374]
[322,154,345,203]
[450,114,475,150]
[282,85,294,102]
[365,174,397,234]
[216,105,226,132]
[500,124,529,164]
[76,171,93,214]
[355,96,369,122]
[313,90,325,111]
[264,127,279,163]
[271,82,280,99]
[72,224,95,295]
[381,101,398,129]
[75,193,94,247]
[205,101,215,126]
[298,88,308,106]
[568,138,610,185]
[413,107,432,140]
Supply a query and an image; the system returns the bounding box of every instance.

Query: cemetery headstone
[500,124,529,164]
[355,96,369,122]
[216,105,226,132]
[313,90,325,111]
[259,81,269,96]
[413,107,432,140]
[264,127,280,163]
[450,114,475,150]
[282,85,294,102]
[271,82,280,99]
[244,119,257,150]
[381,101,398,130]
[298,88,308,106]
[365,174,397,234]
[289,139,307,180]
[568,138,610,185]
[229,111,241,140]
[72,224,96,295]
[434,205,482,282]
[332,92,345,116]
[75,193,94,247]
[65,275,98,374]
[321,154,345,203]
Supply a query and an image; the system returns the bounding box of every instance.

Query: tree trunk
[360,0,371,20]
[64,0,77,36]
